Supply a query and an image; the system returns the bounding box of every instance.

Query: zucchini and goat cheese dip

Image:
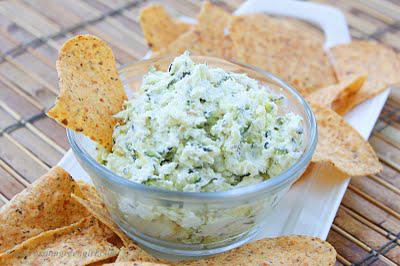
[99,52,304,192]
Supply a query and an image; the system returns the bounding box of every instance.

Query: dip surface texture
[99,53,304,192]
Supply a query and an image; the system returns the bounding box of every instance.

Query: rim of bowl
[67,55,318,200]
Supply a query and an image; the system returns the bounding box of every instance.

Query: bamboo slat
[12,53,58,90]
[375,126,400,150]
[0,62,56,108]
[0,99,66,154]
[381,31,400,51]
[10,128,63,166]
[0,108,17,129]
[0,0,399,264]
[370,136,400,172]
[32,117,69,149]
[331,225,396,266]
[378,162,400,190]
[0,166,25,200]
[0,158,30,187]
[0,80,42,117]
[0,33,17,53]
[351,176,400,214]
[328,229,372,264]
[340,205,400,245]
[0,1,60,36]
[368,174,400,196]
[0,136,48,182]
[334,208,400,263]
[23,0,84,28]
[342,188,400,234]
[358,0,400,21]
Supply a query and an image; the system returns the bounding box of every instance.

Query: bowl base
[118,222,261,259]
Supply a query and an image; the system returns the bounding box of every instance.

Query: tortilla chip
[0,167,89,253]
[0,217,119,265]
[155,1,233,58]
[71,194,160,264]
[277,17,325,44]
[312,104,382,176]
[140,5,190,51]
[306,74,366,108]
[106,262,167,266]
[230,14,336,95]
[47,35,127,151]
[71,194,130,246]
[114,236,335,265]
[88,256,119,266]
[116,244,161,264]
[329,40,400,114]
[75,183,124,247]
[77,181,101,202]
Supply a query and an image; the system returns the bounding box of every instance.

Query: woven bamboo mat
[0,0,398,265]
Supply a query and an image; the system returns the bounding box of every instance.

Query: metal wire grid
[0,1,398,265]
[354,232,400,265]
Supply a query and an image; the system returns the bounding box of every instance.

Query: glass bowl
[67,56,317,258]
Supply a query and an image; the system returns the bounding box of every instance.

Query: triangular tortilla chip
[0,167,89,253]
[47,35,127,151]
[115,244,162,264]
[106,262,167,266]
[312,104,382,176]
[155,1,233,58]
[77,180,101,202]
[140,4,190,51]
[0,217,119,265]
[306,74,366,108]
[71,194,131,246]
[230,14,336,95]
[329,40,400,114]
[71,194,160,263]
[113,236,336,265]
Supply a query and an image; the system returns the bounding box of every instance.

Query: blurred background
[0,1,398,265]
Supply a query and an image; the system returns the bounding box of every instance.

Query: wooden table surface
[0,0,399,265]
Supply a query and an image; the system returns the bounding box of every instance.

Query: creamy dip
[99,52,304,192]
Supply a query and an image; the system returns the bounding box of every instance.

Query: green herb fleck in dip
[98,52,304,192]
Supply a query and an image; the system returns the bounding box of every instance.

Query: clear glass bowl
[67,56,317,258]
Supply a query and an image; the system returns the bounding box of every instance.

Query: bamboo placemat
[0,0,398,265]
